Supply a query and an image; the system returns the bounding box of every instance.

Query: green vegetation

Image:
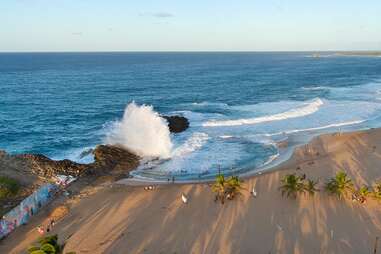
[279,174,305,199]
[278,170,381,204]
[27,235,66,254]
[303,179,319,196]
[325,171,354,199]
[358,185,371,199]
[226,176,243,200]
[212,174,243,204]
[0,176,20,199]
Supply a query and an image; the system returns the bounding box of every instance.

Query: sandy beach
[1,128,381,254]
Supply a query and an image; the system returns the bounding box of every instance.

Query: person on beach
[181,193,188,204]
[37,226,44,235]
[50,218,55,227]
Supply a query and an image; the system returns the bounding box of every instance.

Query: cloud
[140,12,174,18]
[152,12,174,18]
[72,32,83,36]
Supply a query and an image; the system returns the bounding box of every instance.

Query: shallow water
[1,52,381,180]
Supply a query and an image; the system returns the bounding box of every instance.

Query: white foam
[171,132,209,157]
[203,98,324,127]
[105,102,173,158]
[219,135,233,139]
[263,153,280,166]
[52,147,95,164]
[266,120,365,136]
[301,86,330,91]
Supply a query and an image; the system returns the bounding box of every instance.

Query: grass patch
[0,176,20,199]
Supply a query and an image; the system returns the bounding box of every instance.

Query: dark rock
[163,115,189,133]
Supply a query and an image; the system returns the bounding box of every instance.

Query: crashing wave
[203,98,324,127]
[105,102,173,158]
[265,120,365,136]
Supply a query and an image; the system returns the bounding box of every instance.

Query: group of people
[143,186,155,191]
[36,218,55,235]
[352,193,366,204]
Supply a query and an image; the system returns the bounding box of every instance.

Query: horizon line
[1,49,381,54]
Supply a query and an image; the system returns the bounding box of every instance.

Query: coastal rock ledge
[0,145,140,183]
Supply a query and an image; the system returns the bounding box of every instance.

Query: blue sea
[1,52,381,180]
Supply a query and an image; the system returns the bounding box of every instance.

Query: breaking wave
[203,98,324,127]
[266,120,365,136]
[105,102,173,158]
[171,132,209,157]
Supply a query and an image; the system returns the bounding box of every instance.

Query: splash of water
[105,102,173,158]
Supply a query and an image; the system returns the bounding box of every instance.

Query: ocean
[1,52,381,181]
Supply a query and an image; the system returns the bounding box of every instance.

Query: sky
[1,0,381,52]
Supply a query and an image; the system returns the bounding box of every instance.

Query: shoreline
[1,127,381,253]
[121,125,372,185]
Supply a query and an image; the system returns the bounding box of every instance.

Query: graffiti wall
[0,183,58,239]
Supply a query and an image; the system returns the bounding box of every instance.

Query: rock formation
[162,115,189,133]
[0,145,140,181]
[90,145,140,173]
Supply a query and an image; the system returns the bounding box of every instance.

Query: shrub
[28,234,62,254]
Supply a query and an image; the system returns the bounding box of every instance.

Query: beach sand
[1,129,381,254]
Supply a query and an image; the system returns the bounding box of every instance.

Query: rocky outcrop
[0,145,140,216]
[0,145,140,181]
[163,115,189,133]
[17,154,87,178]
[90,145,140,173]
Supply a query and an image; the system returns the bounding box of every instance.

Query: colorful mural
[0,183,58,239]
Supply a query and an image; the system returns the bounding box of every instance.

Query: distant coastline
[334,51,381,57]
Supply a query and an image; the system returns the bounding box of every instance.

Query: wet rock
[162,115,189,133]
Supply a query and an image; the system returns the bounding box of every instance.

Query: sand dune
[1,129,381,254]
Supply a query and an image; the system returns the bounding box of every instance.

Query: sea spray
[105,102,173,158]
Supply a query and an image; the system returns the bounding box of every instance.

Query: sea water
[1,52,381,181]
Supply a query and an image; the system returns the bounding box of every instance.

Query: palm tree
[303,179,319,196]
[325,171,354,199]
[358,185,371,198]
[350,185,371,204]
[212,174,227,204]
[212,174,243,203]
[372,182,381,200]
[279,174,304,199]
[226,176,243,200]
